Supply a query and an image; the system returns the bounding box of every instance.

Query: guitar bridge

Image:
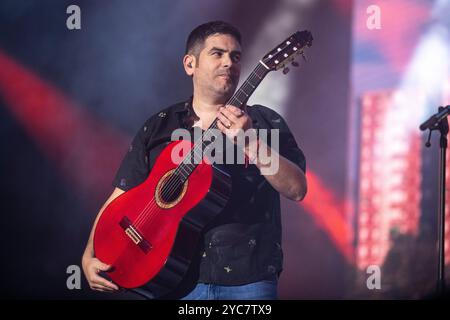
[125,226,142,245]
[119,216,152,254]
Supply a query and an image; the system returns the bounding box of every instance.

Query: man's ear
[183,55,196,77]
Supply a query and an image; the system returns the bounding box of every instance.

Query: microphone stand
[420,106,449,296]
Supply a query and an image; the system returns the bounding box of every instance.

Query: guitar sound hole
[160,174,184,203]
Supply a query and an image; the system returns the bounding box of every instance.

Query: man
[82,21,307,300]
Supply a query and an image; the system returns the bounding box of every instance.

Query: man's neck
[192,95,226,116]
[191,94,230,130]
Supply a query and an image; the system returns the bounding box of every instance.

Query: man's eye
[213,52,222,56]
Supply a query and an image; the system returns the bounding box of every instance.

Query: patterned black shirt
[112,98,306,285]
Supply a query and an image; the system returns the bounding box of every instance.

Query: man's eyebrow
[208,47,242,55]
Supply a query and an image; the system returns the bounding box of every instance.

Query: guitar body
[94,140,231,299]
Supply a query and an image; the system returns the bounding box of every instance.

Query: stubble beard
[212,76,238,102]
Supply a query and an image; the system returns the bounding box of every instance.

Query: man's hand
[82,255,120,292]
[217,105,307,201]
[216,105,253,142]
[81,187,124,293]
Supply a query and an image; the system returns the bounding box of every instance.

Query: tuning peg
[291,61,299,67]
[282,67,290,74]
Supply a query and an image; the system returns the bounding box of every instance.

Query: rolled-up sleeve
[277,116,306,173]
[255,105,306,173]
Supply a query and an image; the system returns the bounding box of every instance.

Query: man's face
[191,33,241,102]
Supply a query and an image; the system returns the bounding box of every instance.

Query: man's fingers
[91,274,119,290]
[91,285,111,292]
[83,257,120,292]
[217,111,232,128]
[217,119,229,132]
[226,105,244,116]
[96,261,112,272]
[91,284,115,292]
[219,107,240,124]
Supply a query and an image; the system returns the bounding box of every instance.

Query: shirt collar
[174,96,193,114]
[175,96,261,128]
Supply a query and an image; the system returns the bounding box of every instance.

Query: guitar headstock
[261,30,313,72]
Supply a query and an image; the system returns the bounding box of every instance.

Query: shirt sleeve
[256,106,306,173]
[277,116,306,173]
[112,120,153,191]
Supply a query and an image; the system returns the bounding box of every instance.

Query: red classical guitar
[93,30,313,299]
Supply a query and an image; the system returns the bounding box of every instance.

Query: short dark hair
[185,21,242,57]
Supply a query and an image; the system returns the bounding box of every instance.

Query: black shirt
[112,98,306,285]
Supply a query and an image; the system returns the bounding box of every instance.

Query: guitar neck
[209,61,270,130]
[202,61,270,154]
[175,62,270,182]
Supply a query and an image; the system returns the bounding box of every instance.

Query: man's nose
[222,54,234,68]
